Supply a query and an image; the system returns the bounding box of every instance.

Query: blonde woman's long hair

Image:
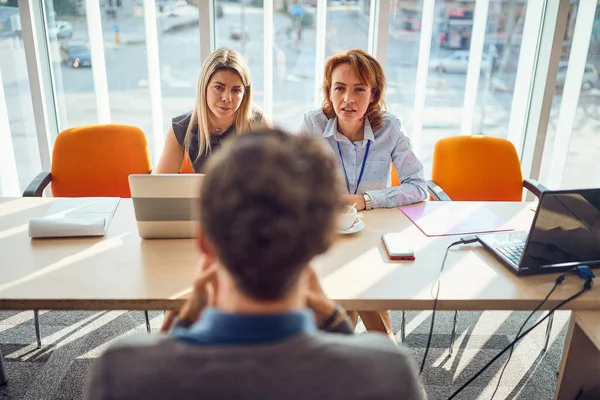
[184,48,254,160]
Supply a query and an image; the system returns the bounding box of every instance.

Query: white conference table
[1,197,599,311]
[1,197,600,394]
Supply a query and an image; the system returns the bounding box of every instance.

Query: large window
[44,0,98,132]
[0,2,41,195]
[325,1,371,57]
[215,0,265,111]
[101,1,154,154]
[271,1,317,130]
[539,0,600,189]
[385,0,529,177]
[42,1,205,163]
[268,1,372,131]
[2,0,599,194]
[159,1,201,149]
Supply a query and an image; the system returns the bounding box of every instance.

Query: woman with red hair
[301,49,427,341]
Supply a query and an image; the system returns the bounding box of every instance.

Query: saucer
[337,219,365,235]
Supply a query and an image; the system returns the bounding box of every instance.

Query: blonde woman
[155,48,266,173]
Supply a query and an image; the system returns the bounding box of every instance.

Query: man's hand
[304,266,337,327]
[160,259,218,332]
[342,194,366,211]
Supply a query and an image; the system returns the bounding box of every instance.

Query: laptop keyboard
[496,243,525,265]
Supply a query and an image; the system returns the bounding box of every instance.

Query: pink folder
[400,202,515,237]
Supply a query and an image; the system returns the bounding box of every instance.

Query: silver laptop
[477,188,600,275]
[128,174,204,239]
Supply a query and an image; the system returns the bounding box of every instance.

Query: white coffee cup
[337,205,358,231]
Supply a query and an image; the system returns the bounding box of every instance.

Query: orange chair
[391,164,400,187]
[427,135,546,201]
[179,154,194,174]
[24,124,152,197]
[22,124,153,347]
[426,135,550,355]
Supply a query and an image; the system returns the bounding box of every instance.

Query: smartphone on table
[382,233,415,261]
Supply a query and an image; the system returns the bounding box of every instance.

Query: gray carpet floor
[0,309,570,400]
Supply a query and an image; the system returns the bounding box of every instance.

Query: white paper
[29,198,120,239]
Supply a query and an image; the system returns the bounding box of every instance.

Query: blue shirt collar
[324,117,375,147]
[172,308,316,346]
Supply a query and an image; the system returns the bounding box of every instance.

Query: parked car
[48,21,73,40]
[556,61,599,91]
[429,50,492,74]
[60,42,91,68]
[229,24,248,41]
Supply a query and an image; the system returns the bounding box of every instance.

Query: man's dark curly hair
[199,128,343,300]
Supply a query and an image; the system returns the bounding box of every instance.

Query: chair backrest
[179,154,194,174]
[391,164,400,187]
[431,135,524,201]
[50,124,152,198]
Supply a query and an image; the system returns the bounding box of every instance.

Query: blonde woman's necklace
[211,126,226,135]
[210,123,232,135]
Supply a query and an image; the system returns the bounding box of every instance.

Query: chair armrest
[23,172,52,197]
[523,178,548,199]
[427,180,451,201]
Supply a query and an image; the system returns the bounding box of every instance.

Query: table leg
[554,314,600,400]
[0,348,7,386]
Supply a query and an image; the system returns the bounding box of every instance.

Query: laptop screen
[521,189,600,269]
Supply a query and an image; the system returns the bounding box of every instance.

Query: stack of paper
[29,198,120,239]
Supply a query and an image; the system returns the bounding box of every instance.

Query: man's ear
[195,225,217,264]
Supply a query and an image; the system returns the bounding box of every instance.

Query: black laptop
[477,188,600,275]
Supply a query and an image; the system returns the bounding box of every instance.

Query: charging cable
[420,235,479,374]
[448,268,594,400]
[490,265,595,399]
[489,271,568,399]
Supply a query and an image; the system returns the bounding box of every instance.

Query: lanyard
[337,140,371,195]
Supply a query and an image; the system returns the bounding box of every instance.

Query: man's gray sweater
[85,331,425,400]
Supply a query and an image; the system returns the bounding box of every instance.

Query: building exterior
[70,0,141,17]
[0,5,20,38]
